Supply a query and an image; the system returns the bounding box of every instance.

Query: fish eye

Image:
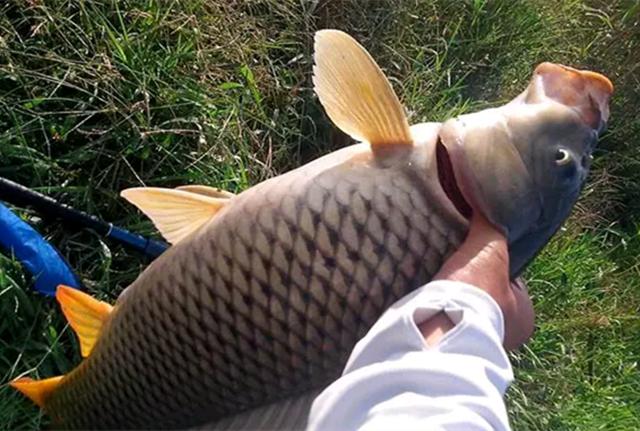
[555,148,572,166]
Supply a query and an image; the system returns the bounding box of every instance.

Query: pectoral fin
[313,29,413,153]
[10,376,64,408]
[121,187,228,244]
[56,285,113,358]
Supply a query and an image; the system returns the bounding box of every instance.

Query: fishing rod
[0,177,168,259]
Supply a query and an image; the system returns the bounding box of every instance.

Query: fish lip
[435,138,473,220]
[532,62,613,132]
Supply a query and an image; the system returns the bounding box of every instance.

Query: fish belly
[48,156,466,428]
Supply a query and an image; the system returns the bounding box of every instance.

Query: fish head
[437,62,613,276]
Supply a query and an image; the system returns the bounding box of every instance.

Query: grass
[0,0,638,429]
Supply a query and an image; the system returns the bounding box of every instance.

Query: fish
[10,29,612,429]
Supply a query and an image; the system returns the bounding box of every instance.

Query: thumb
[435,213,509,291]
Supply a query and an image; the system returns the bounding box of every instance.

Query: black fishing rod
[0,177,168,258]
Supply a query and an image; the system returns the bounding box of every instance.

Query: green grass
[0,0,639,429]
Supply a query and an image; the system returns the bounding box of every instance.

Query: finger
[435,215,508,283]
[503,278,535,351]
[511,277,528,292]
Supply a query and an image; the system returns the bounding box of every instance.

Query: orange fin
[120,187,228,244]
[175,185,235,199]
[56,285,113,358]
[10,375,64,408]
[313,30,413,153]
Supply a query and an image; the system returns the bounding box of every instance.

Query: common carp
[11,30,612,429]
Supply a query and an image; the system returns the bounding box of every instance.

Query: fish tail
[11,285,113,409]
[10,375,64,408]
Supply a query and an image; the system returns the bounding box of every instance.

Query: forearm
[307,280,514,431]
[419,311,455,345]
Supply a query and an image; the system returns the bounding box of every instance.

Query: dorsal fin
[56,285,113,358]
[10,376,64,408]
[312,29,413,153]
[121,187,228,244]
[175,185,235,199]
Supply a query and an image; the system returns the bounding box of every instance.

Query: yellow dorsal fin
[56,285,113,358]
[121,187,228,244]
[312,29,413,153]
[175,185,235,199]
[10,375,64,408]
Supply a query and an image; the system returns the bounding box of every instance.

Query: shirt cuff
[307,280,514,431]
[343,280,507,375]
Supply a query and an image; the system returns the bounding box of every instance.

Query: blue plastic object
[0,202,81,296]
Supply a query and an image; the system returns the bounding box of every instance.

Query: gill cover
[439,63,613,276]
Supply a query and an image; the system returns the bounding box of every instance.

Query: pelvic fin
[121,187,228,244]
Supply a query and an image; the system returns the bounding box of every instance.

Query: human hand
[419,213,535,351]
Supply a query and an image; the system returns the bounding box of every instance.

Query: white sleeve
[307,280,514,431]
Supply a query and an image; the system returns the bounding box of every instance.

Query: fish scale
[45,153,464,428]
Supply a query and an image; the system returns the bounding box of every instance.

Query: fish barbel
[11,30,613,428]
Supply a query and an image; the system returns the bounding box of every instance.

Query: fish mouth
[436,138,473,219]
[531,62,613,131]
